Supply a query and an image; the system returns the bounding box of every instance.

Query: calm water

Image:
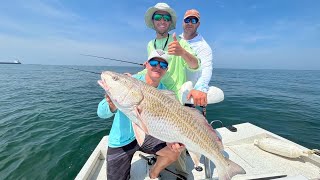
[0,65,319,179]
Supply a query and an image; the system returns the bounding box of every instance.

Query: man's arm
[187,40,213,106]
[180,49,199,69]
[168,33,199,69]
[194,46,213,93]
[97,96,117,119]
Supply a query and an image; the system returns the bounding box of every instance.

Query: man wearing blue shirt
[97,49,183,180]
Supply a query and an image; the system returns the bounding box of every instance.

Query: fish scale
[139,82,224,158]
[144,84,223,157]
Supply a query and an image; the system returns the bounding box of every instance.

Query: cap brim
[148,56,168,63]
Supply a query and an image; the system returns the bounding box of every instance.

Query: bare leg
[149,146,180,178]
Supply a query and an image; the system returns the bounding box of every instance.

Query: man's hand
[166,142,185,153]
[168,33,199,69]
[187,89,207,106]
[168,33,185,56]
[142,61,147,68]
[105,95,117,112]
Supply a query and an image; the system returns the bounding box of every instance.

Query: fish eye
[112,76,119,81]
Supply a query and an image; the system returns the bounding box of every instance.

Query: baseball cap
[184,9,200,20]
[148,49,169,63]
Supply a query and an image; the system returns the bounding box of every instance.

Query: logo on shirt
[156,49,165,56]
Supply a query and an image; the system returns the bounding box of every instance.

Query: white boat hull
[75,123,320,180]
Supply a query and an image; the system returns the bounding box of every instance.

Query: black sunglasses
[184,17,199,24]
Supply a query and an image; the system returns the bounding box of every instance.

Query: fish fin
[218,159,246,180]
[134,106,149,134]
[132,122,145,146]
[214,129,224,151]
[159,90,179,101]
[188,150,201,167]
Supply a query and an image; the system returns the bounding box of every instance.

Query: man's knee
[156,146,180,162]
[165,148,181,162]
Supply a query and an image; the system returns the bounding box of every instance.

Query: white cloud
[214,0,225,8]
[250,5,257,9]
[20,0,80,21]
[241,34,275,43]
[0,16,26,32]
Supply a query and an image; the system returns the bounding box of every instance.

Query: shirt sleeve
[179,38,200,72]
[194,44,213,93]
[97,99,115,119]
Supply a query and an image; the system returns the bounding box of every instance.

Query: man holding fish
[97,49,184,180]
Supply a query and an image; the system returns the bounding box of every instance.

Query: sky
[0,0,319,70]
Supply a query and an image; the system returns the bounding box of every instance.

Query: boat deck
[76,123,320,180]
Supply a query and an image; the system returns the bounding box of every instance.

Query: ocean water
[0,64,319,179]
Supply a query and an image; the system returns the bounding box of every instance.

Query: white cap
[148,49,169,63]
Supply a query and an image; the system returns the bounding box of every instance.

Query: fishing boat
[0,60,21,64]
[75,122,320,180]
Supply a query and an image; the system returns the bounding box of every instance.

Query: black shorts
[106,135,166,180]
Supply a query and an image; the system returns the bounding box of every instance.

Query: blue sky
[0,0,319,70]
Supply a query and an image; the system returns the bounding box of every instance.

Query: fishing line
[80,54,144,66]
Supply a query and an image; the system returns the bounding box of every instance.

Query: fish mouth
[98,79,119,103]
[97,79,129,106]
[98,80,109,91]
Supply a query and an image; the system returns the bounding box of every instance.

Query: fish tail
[219,159,246,180]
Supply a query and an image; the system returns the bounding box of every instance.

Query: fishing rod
[61,66,101,75]
[80,54,144,66]
[139,154,187,180]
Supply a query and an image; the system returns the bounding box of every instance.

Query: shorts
[106,135,167,180]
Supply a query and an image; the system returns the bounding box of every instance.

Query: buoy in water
[180,81,224,105]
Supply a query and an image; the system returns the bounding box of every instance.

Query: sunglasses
[148,59,168,69]
[153,14,171,22]
[184,17,199,24]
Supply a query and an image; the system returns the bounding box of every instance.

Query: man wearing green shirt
[142,2,200,100]
[142,2,200,176]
